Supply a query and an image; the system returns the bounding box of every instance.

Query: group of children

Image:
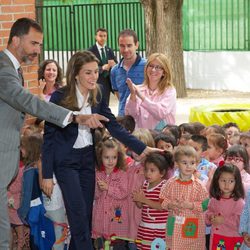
[91,119,250,250]
[7,116,250,250]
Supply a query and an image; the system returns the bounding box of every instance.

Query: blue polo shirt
[111,54,146,116]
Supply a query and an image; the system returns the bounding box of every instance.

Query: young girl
[7,161,25,250]
[224,144,250,193]
[127,128,155,250]
[37,161,68,250]
[154,133,176,153]
[18,134,55,250]
[132,151,174,250]
[206,133,227,167]
[240,132,250,160]
[160,145,209,250]
[92,136,128,248]
[206,164,245,250]
[239,190,250,250]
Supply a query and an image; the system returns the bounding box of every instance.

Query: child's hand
[193,170,201,179]
[97,179,108,191]
[243,233,250,247]
[179,201,194,210]
[210,214,224,225]
[168,200,179,210]
[132,189,145,203]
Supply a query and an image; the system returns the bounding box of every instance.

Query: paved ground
[109,89,250,125]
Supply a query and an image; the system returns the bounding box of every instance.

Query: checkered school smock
[92,168,129,239]
[160,176,209,250]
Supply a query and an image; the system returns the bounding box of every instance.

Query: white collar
[96,42,106,50]
[4,48,20,72]
[75,84,90,108]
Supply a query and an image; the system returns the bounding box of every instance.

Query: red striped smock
[137,180,168,250]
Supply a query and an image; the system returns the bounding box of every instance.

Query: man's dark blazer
[42,85,146,179]
[88,44,117,105]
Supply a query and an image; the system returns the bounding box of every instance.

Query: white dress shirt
[96,42,106,59]
[73,85,93,148]
[4,49,20,73]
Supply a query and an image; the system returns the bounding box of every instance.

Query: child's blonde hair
[174,145,198,163]
[132,128,155,147]
[207,133,227,152]
[95,136,126,171]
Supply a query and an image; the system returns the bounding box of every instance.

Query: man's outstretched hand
[75,114,109,129]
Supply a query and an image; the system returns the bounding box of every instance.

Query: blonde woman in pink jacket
[125,53,176,130]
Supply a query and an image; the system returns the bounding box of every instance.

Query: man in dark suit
[89,28,117,105]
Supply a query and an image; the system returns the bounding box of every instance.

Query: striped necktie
[18,67,24,86]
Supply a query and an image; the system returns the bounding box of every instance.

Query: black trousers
[55,146,95,250]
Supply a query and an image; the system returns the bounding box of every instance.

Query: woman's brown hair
[60,51,101,110]
[38,59,63,88]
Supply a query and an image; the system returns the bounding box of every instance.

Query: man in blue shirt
[111,29,146,116]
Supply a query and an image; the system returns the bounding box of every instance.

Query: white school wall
[184,51,250,92]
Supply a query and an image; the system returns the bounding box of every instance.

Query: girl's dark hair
[95,136,126,171]
[179,123,195,135]
[191,122,206,135]
[190,134,208,152]
[222,122,239,130]
[225,145,249,172]
[38,59,63,87]
[144,151,174,177]
[155,133,176,148]
[21,133,43,166]
[116,115,135,134]
[210,164,244,200]
[162,125,181,144]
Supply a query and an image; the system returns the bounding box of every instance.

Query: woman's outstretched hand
[139,146,164,159]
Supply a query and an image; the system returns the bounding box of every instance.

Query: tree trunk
[141,0,186,97]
